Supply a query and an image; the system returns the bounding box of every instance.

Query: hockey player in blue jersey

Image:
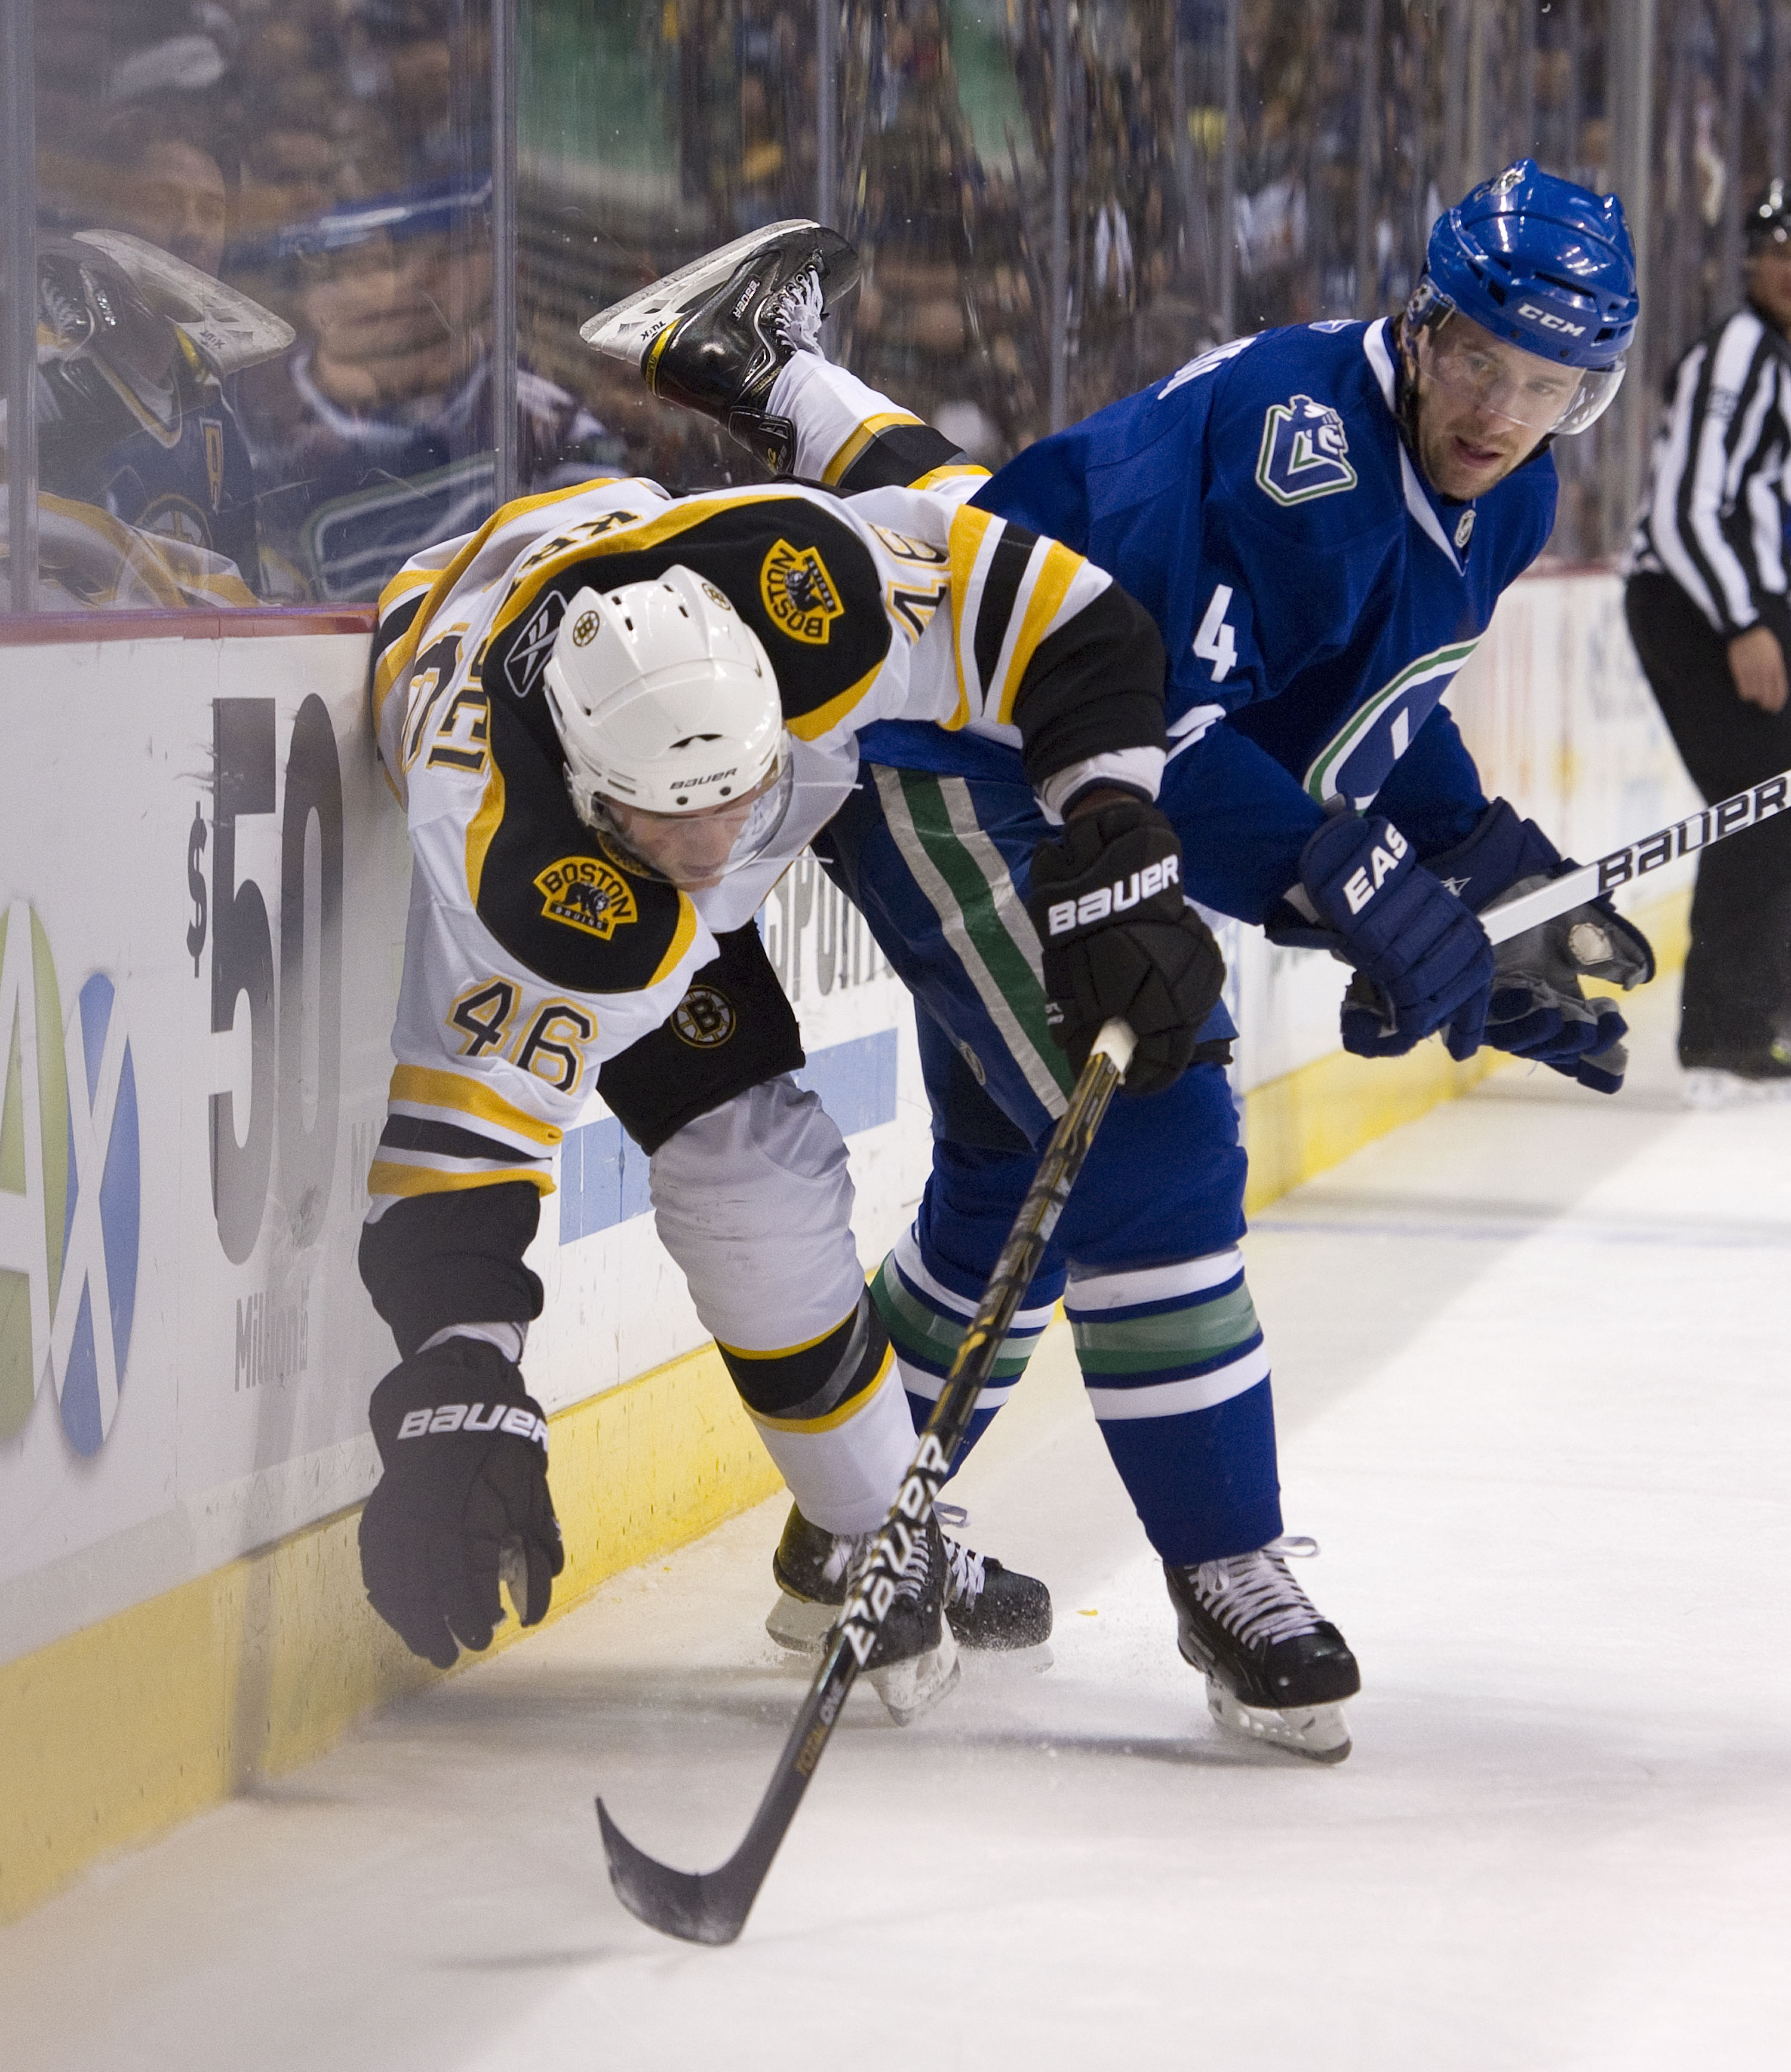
[583,164,1654,1761]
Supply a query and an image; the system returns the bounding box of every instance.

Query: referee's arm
[1645,309,1791,710]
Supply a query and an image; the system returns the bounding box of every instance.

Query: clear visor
[1415,306,1625,436]
[577,742,794,891]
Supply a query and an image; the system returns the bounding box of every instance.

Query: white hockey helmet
[542,566,792,883]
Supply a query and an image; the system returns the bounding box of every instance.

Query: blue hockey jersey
[862,318,1557,921]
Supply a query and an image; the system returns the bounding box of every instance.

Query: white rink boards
[0,566,1712,1944]
[0,571,1697,1676]
[0,632,930,1671]
[2,979,1786,2071]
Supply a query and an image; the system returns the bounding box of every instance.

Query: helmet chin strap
[1391,312,1426,472]
[1391,306,1555,507]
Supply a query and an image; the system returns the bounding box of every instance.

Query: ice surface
[4,980,1789,2071]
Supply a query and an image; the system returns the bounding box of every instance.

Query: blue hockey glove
[360,1337,564,1668]
[1429,800,1655,1094]
[1280,811,1495,1060]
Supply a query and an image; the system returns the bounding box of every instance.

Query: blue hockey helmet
[1406,159,1638,435]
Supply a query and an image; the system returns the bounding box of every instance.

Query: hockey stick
[595,1015,1140,1946]
[1478,767,1791,946]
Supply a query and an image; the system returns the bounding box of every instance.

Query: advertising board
[0,632,925,1667]
[0,571,1698,1670]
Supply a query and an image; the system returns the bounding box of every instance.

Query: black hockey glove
[360,1337,564,1669]
[1025,797,1225,1097]
[1430,801,1655,1095]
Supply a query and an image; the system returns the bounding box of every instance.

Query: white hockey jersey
[364,472,1125,1211]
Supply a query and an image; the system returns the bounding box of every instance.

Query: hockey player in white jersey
[354,440,1222,1723]
[579,182,1654,1761]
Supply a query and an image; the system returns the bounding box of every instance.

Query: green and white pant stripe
[873,765,1074,1127]
[871,1224,1058,1412]
[1068,1248,1271,1421]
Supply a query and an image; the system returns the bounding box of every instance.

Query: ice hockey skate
[580,220,858,472]
[764,1502,1050,1670]
[759,1504,960,1724]
[1681,1040,1791,1107]
[1165,1537,1359,1764]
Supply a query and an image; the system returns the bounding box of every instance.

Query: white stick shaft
[1477,767,1791,946]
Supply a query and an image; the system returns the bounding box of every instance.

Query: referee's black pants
[1624,572,1791,1063]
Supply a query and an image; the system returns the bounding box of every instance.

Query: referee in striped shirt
[1626,182,1791,1089]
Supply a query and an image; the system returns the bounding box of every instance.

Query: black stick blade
[590,1033,1129,1947]
[596,1798,753,1946]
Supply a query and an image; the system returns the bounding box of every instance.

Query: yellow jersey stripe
[945,505,1000,730]
[910,462,992,492]
[821,410,924,489]
[368,1160,557,1200]
[784,659,884,744]
[374,481,615,735]
[647,893,702,987]
[373,561,481,736]
[979,532,1050,725]
[388,1065,564,1145]
[464,754,506,906]
[475,487,798,667]
[994,540,1084,726]
[369,572,438,738]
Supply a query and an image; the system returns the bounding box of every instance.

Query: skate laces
[838,1516,933,1603]
[770,266,825,354]
[1191,1536,1323,1650]
[933,1503,986,1610]
[820,1529,870,1589]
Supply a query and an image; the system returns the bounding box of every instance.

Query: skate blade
[867,1625,961,1727]
[764,1589,837,1655]
[769,1591,1052,1672]
[580,220,822,362]
[1206,1682,1352,1764]
[959,1639,1054,1674]
[1682,1067,1791,1109]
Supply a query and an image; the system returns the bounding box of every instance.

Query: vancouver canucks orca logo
[1255,394,1357,507]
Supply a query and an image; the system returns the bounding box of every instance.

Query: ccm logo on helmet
[1047,857,1179,935]
[397,1403,549,1447]
[1342,825,1408,914]
[1516,301,1587,337]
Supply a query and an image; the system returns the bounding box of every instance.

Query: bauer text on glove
[360,1336,565,1669]
[1024,797,1227,1096]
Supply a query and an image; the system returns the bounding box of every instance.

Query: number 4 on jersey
[1193,585,1238,683]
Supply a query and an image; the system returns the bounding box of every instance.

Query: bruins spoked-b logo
[760,538,843,644]
[534,856,638,940]
[672,984,736,1048]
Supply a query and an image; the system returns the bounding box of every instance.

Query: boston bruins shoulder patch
[760,538,843,644]
[672,983,736,1048]
[534,855,638,939]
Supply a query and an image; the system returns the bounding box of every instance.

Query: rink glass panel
[6,3,1791,611]
[7,0,503,613]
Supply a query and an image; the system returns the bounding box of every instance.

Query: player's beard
[1414,394,1547,501]
[1397,317,1554,502]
